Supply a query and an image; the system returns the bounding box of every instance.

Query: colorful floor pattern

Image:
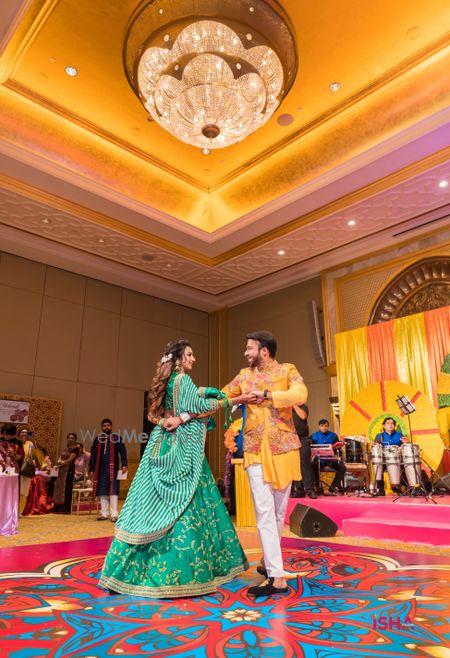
[0,536,449,657]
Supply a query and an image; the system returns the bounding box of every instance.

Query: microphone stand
[393,395,436,504]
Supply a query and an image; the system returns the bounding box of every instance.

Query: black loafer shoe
[96,516,109,521]
[256,565,268,578]
[306,490,317,499]
[248,578,289,598]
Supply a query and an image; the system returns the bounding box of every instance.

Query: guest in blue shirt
[311,419,346,494]
[373,417,406,495]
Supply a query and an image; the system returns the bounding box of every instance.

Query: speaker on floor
[289,504,338,537]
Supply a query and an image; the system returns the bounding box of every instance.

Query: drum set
[343,436,424,494]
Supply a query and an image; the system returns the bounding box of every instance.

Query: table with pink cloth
[0,474,19,535]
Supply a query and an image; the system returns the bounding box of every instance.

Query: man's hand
[233,393,258,405]
[164,416,182,432]
[249,390,269,404]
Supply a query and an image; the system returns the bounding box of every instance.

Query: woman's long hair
[148,339,191,421]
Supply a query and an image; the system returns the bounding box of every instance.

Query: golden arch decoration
[369,257,450,324]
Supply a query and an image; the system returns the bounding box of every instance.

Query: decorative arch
[369,257,450,324]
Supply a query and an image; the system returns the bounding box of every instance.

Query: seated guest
[373,417,407,496]
[22,447,54,516]
[74,440,90,483]
[311,419,346,494]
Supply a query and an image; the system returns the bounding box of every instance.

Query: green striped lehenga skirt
[99,458,248,598]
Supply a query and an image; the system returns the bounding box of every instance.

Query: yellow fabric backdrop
[336,306,450,412]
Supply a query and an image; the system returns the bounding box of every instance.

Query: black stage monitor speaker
[289,504,338,538]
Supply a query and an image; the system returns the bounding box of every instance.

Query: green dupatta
[115,373,224,545]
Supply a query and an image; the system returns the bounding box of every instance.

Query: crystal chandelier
[124,0,297,151]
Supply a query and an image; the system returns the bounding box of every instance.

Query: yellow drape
[335,327,370,412]
[394,313,432,399]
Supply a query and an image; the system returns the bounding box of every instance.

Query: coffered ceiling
[0,0,449,310]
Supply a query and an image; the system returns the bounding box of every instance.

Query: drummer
[311,419,346,494]
[373,417,407,495]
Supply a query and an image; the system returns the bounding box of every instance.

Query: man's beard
[249,352,263,368]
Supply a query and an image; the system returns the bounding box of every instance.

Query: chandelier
[124,0,297,151]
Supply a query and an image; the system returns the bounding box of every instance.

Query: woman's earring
[175,359,182,372]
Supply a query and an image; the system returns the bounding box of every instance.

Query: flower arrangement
[224,419,243,453]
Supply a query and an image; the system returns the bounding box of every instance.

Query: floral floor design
[0,536,449,657]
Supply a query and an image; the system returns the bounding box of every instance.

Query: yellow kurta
[224,360,307,489]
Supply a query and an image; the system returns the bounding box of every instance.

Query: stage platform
[286,493,450,546]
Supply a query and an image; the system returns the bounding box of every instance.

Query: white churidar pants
[99,495,118,518]
[247,463,291,578]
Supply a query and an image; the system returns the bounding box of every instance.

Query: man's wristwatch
[263,389,269,400]
[179,412,190,424]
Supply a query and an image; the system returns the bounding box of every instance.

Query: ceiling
[0,0,449,311]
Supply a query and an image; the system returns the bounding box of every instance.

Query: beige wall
[0,251,208,460]
[226,277,331,432]
[0,251,331,477]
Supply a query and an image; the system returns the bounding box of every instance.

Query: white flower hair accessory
[161,353,173,364]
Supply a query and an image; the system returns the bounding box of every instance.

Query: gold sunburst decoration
[340,381,444,471]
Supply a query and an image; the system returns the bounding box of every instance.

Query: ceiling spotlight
[348,219,356,226]
[98,238,105,244]
[124,0,297,150]
[329,81,341,92]
[278,249,285,256]
[41,217,51,224]
[438,180,448,188]
[201,148,211,155]
[64,66,78,77]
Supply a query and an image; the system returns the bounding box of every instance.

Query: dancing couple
[100,331,307,599]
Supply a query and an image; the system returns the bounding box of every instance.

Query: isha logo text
[373,615,414,630]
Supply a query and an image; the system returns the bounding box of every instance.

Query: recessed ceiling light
[246,33,253,41]
[249,6,255,11]
[201,148,210,155]
[64,66,78,77]
[438,180,448,188]
[98,238,105,244]
[348,219,356,226]
[329,81,341,92]
[278,249,285,256]
[41,217,51,224]
[163,34,170,42]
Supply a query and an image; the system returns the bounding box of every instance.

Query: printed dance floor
[0,536,449,657]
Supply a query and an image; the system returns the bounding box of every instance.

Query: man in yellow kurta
[223,330,308,597]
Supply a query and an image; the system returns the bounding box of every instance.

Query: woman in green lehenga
[100,339,249,598]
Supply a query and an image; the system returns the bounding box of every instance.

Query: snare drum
[383,445,401,485]
[371,443,384,481]
[401,443,421,487]
[344,436,367,463]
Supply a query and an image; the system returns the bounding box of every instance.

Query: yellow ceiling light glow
[124,0,297,150]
